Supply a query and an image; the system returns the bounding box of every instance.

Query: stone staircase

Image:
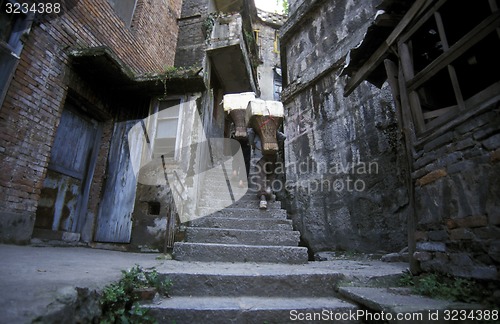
[144,162,364,322]
[150,161,446,323]
[145,264,359,323]
[172,161,309,264]
[141,164,480,322]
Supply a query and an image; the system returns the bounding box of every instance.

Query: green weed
[100,265,172,324]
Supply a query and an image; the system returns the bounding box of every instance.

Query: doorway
[34,100,101,239]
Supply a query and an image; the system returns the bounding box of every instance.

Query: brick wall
[0,0,182,243]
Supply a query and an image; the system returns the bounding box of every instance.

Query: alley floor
[0,244,410,323]
[0,244,163,323]
[2,244,485,323]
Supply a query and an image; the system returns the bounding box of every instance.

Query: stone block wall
[174,0,209,68]
[413,105,500,280]
[283,70,408,253]
[281,0,408,254]
[0,0,182,243]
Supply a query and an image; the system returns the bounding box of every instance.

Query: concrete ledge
[163,272,344,297]
[185,227,301,246]
[173,242,309,264]
[196,207,288,219]
[189,216,293,230]
[145,296,359,324]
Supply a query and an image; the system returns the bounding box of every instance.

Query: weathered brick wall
[281,0,408,254]
[0,0,182,243]
[413,105,500,280]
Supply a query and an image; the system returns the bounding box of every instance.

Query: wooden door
[35,104,100,234]
[94,120,142,243]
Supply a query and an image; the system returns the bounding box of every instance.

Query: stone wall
[254,11,283,101]
[0,0,182,243]
[174,0,209,68]
[281,0,407,254]
[413,105,500,280]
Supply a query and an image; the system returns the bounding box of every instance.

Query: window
[273,67,282,101]
[399,0,500,133]
[0,0,33,107]
[273,30,280,54]
[254,29,261,57]
[107,0,138,28]
[150,98,181,159]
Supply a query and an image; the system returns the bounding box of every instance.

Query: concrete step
[144,296,359,324]
[200,187,254,197]
[196,207,287,219]
[188,216,293,230]
[173,242,309,264]
[198,199,282,210]
[160,271,344,297]
[338,287,485,323]
[184,227,301,246]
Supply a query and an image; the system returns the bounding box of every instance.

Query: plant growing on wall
[202,12,220,43]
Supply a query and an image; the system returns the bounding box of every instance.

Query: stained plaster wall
[281,0,408,254]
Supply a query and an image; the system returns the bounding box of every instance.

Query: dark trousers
[256,154,276,199]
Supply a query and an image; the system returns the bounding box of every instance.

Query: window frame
[107,0,138,28]
[398,0,500,134]
[273,30,280,54]
[0,0,33,108]
[146,96,183,161]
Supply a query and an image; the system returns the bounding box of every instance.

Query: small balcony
[212,0,244,13]
[206,13,257,94]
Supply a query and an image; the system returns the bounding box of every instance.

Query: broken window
[399,0,500,132]
[0,0,33,107]
[107,0,137,28]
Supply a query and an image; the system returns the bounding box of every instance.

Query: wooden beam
[434,11,466,110]
[385,59,420,274]
[344,0,434,97]
[422,105,456,119]
[399,42,426,133]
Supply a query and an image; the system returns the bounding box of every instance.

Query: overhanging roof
[69,46,205,98]
[343,0,432,96]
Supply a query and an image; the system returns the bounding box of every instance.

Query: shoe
[259,199,267,209]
